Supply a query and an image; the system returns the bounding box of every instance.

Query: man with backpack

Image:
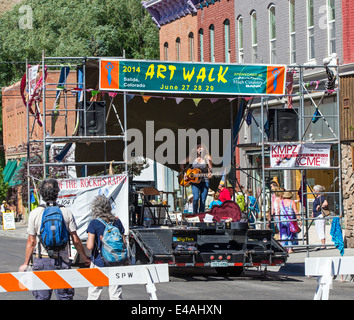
[86,194,127,300]
[19,178,91,300]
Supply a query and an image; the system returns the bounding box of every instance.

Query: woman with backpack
[19,178,91,300]
[86,195,126,300]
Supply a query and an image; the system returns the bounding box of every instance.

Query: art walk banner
[270,144,331,168]
[56,173,129,240]
[99,59,287,96]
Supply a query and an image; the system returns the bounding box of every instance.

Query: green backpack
[236,194,245,212]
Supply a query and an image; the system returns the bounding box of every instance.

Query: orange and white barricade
[0,264,169,300]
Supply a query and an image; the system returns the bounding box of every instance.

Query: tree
[0,0,160,178]
[0,0,159,86]
[0,167,10,202]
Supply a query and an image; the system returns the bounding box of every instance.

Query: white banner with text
[270,144,331,168]
[57,173,129,240]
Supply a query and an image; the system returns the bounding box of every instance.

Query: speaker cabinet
[78,101,106,136]
[268,108,298,142]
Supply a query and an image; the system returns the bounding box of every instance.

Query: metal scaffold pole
[235,64,342,254]
[26,53,127,196]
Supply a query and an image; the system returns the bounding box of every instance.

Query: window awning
[3,160,17,184]
[8,158,26,187]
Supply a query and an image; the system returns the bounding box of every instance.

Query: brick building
[145,0,236,64]
[339,0,354,247]
[235,0,342,65]
[342,0,354,64]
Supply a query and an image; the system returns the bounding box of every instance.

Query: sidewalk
[0,220,336,242]
[274,247,354,278]
[0,221,28,239]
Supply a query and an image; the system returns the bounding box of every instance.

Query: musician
[180,143,213,213]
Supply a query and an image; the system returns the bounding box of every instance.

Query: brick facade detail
[342,0,354,64]
[159,0,236,63]
[2,71,77,159]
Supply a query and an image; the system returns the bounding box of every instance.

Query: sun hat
[282,191,293,199]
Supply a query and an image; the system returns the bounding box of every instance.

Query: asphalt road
[0,237,353,303]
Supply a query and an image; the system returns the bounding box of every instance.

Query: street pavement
[0,220,353,278]
[0,221,353,302]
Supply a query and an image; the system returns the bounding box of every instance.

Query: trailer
[129,201,288,275]
[64,178,288,274]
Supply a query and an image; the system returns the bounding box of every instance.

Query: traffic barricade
[305,256,354,300]
[0,263,169,300]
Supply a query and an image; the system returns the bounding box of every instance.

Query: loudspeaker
[268,108,298,142]
[78,101,106,136]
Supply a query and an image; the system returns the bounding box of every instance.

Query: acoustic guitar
[178,168,221,187]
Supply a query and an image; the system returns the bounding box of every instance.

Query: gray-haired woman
[86,195,126,300]
[312,185,328,250]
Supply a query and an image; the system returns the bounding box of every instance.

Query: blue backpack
[38,205,69,258]
[97,218,127,265]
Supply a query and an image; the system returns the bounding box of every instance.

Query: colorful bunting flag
[142,96,151,103]
[193,98,201,106]
[175,98,184,104]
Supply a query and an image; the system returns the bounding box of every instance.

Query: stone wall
[342,144,354,247]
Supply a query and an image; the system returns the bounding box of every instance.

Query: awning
[8,158,26,186]
[3,160,17,184]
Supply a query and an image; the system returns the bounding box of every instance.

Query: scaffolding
[25,51,128,209]
[235,63,342,256]
[24,54,343,255]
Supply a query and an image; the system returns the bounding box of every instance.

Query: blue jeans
[32,257,74,300]
[192,181,209,213]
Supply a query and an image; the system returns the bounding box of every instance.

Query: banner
[99,59,287,96]
[270,144,331,168]
[57,173,129,240]
[28,65,39,102]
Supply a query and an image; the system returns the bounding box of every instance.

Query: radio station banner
[271,144,331,168]
[57,173,129,240]
[99,59,287,96]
